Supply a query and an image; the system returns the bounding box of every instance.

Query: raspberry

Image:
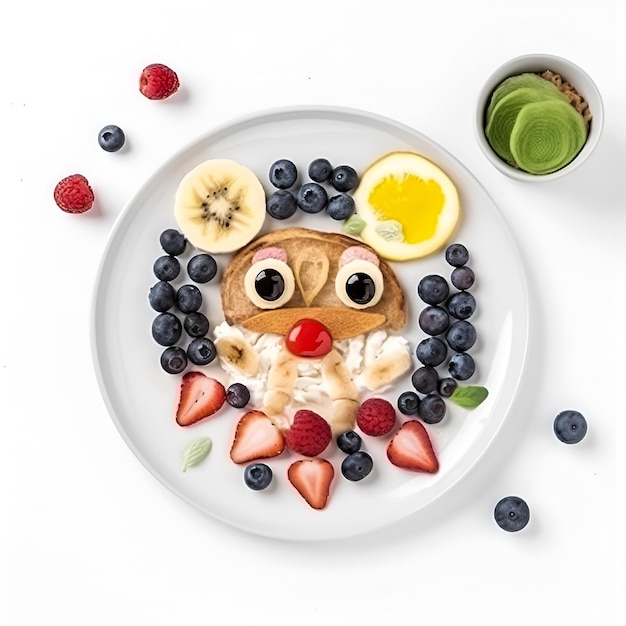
[284,410,332,457]
[53,174,94,214]
[356,398,396,437]
[139,63,180,100]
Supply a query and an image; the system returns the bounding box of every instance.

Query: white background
[1,0,623,624]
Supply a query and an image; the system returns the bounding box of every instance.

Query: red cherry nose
[285,318,333,358]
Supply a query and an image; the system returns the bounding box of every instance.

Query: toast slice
[220,227,406,336]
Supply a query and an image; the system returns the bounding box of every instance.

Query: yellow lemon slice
[352,151,460,261]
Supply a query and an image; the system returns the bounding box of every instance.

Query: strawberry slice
[175,372,226,426]
[287,458,335,510]
[386,420,439,473]
[230,410,285,464]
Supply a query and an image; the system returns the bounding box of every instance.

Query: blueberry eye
[255,268,285,301]
[244,258,295,310]
[345,272,376,305]
[335,260,384,310]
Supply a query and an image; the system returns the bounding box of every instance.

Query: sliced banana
[321,350,359,401]
[335,259,384,310]
[330,399,359,436]
[175,159,266,254]
[214,334,259,377]
[244,258,296,309]
[361,349,412,390]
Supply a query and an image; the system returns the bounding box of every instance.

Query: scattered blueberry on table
[494,496,530,532]
[553,410,587,444]
[97,124,126,152]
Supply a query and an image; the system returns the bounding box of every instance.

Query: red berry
[139,63,180,100]
[288,459,334,510]
[53,174,94,214]
[285,318,333,358]
[387,420,439,473]
[284,409,332,457]
[175,372,226,427]
[356,398,396,437]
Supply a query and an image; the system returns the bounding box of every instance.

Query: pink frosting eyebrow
[339,246,380,268]
[252,246,288,264]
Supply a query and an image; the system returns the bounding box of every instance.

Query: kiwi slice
[485,72,568,123]
[484,71,589,174]
[509,99,588,175]
[485,87,560,164]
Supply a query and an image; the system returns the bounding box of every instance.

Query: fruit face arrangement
[149,152,489,511]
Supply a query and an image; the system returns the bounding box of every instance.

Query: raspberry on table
[53,174,95,214]
[139,63,180,100]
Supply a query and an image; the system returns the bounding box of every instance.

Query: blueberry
[269,159,297,189]
[330,165,358,192]
[160,229,186,256]
[176,284,202,313]
[183,311,210,338]
[397,391,420,416]
[151,312,182,346]
[296,182,328,213]
[98,124,125,152]
[226,382,251,408]
[417,274,449,305]
[418,305,450,336]
[446,320,477,352]
[266,189,298,219]
[326,193,355,220]
[244,463,273,490]
[448,352,475,380]
[308,158,333,182]
[153,255,180,281]
[445,243,469,267]
[451,266,475,290]
[553,410,587,444]
[187,254,217,284]
[148,280,176,312]
[336,430,362,454]
[438,377,458,397]
[160,346,188,374]
[494,496,530,532]
[187,337,217,366]
[419,394,446,424]
[416,337,447,367]
[341,451,374,481]
[411,365,439,394]
[345,272,376,305]
[447,291,476,320]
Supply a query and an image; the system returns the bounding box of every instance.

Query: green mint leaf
[450,385,489,409]
[342,214,366,236]
[182,437,212,471]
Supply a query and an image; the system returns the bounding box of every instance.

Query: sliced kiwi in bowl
[485,87,561,164]
[509,99,588,175]
[484,72,589,175]
[485,72,568,123]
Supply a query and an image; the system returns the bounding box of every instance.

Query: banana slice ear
[174,159,266,254]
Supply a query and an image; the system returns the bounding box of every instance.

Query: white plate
[91,106,529,541]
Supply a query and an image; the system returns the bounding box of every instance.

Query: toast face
[220,227,406,338]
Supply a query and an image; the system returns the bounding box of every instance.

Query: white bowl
[474,53,604,182]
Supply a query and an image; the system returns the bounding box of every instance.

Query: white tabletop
[2,0,623,623]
